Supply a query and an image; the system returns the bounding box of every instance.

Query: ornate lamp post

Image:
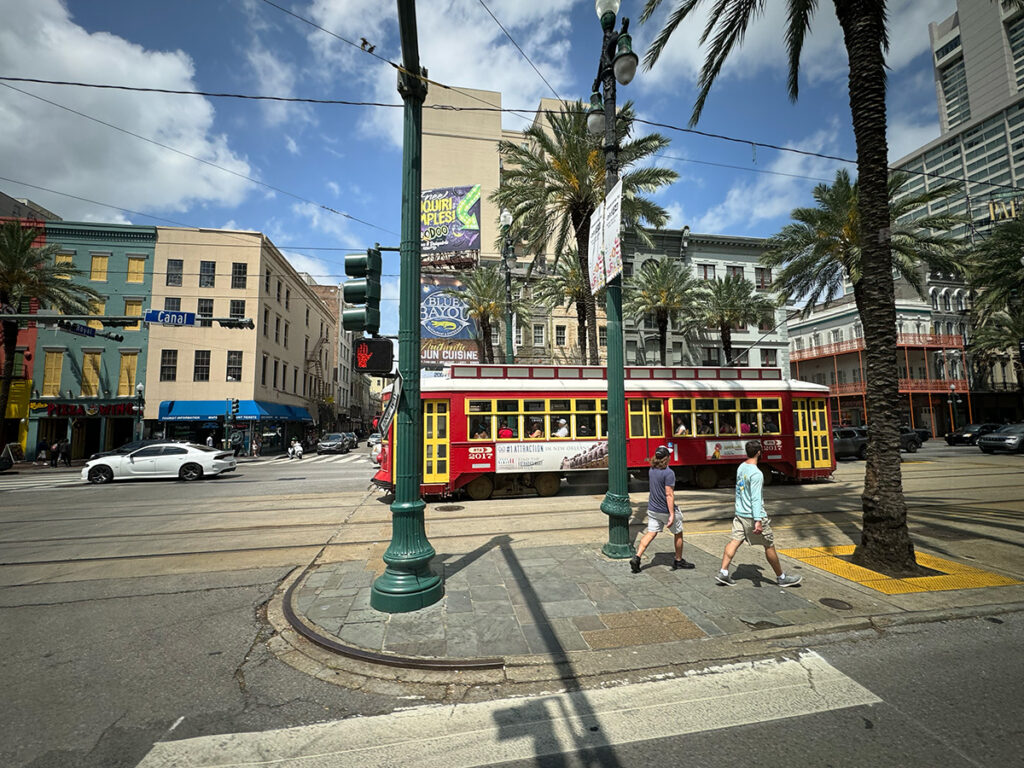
[947,383,962,432]
[587,0,638,559]
[500,208,515,364]
[135,382,145,440]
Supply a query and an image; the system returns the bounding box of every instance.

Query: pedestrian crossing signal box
[353,337,393,376]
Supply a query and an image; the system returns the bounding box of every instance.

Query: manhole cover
[435,505,464,512]
[819,597,854,610]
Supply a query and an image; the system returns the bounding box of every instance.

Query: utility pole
[370,0,442,612]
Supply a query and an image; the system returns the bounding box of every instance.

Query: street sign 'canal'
[144,309,196,326]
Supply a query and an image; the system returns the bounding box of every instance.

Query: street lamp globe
[612,31,638,85]
[586,90,605,135]
[136,382,144,396]
[499,208,512,228]
[595,0,620,21]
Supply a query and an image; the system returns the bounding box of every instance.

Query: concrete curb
[264,566,1024,702]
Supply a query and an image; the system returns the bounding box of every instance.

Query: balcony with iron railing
[829,377,968,396]
[791,333,964,362]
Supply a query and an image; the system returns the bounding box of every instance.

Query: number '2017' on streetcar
[372,364,835,500]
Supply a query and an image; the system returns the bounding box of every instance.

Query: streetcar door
[627,398,665,457]
[794,397,831,468]
[423,399,449,484]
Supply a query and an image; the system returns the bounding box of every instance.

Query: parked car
[367,432,382,447]
[82,443,236,484]
[89,438,171,461]
[833,428,868,459]
[344,432,359,449]
[903,426,931,443]
[977,423,1024,454]
[945,423,1001,446]
[316,433,350,455]
[899,428,922,453]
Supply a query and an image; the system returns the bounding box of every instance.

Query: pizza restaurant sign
[29,401,138,417]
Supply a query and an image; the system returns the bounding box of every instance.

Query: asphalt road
[0,441,1021,767]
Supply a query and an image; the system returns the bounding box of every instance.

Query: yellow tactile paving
[779,545,1020,594]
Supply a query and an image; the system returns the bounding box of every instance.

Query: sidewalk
[269,481,1024,699]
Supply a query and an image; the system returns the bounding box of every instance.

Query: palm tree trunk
[658,314,669,365]
[720,325,733,365]
[575,301,587,366]
[480,319,492,364]
[837,5,919,575]
[0,320,18,446]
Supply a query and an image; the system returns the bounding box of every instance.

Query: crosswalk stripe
[136,650,879,768]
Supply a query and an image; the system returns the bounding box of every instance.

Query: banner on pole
[588,203,605,295]
[603,179,623,283]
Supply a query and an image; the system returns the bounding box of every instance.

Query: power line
[476,0,563,103]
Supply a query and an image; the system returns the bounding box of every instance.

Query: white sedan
[82,443,237,484]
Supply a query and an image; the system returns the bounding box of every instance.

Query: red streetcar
[373,364,834,499]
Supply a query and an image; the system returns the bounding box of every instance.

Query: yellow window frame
[126,257,145,284]
[117,353,137,397]
[87,300,105,331]
[42,351,63,396]
[81,351,101,397]
[55,252,73,279]
[90,254,108,281]
[124,299,142,330]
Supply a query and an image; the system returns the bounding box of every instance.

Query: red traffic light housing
[353,337,394,375]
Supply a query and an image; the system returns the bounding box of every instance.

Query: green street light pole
[500,208,514,364]
[589,0,638,559]
[370,0,442,613]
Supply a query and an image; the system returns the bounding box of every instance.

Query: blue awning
[158,400,314,422]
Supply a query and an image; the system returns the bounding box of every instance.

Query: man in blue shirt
[630,445,695,573]
[715,440,802,587]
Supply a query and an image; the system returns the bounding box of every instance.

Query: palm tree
[761,169,965,313]
[0,221,101,444]
[440,264,531,364]
[641,0,931,575]
[693,276,777,365]
[965,218,1024,317]
[529,251,593,364]
[492,101,677,365]
[622,258,706,364]
[968,307,1024,394]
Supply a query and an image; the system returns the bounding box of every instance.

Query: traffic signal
[231,398,240,415]
[353,337,394,376]
[342,245,381,334]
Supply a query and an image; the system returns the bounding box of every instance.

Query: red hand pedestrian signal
[352,337,394,375]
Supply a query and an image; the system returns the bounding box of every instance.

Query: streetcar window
[468,400,490,413]
[600,399,607,413]
[762,413,781,434]
[496,417,517,439]
[524,400,545,412]
[717,399,737,412]
[761,398,780,411]
[695,399,715,411]
[672,414,692,436]
[599,415,608,437]
[550,399,571,412]
[575,399,597,412]
[628,399,646,437]
[469,417,492,439]
[647,399,665,437]
[551,413,571,438]
[526,418,545,438]
[740,411,760,434]
[575,414,597,437]
[716,413,739,436]
[696,414,714,435]
[497,400,518,412]
[670,398,692,411]
[740,398,759,411]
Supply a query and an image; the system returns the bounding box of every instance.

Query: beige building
[146,227,337,453]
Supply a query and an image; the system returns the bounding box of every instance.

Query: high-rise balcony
[790,333,964,362]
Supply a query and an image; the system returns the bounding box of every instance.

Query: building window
[87,300,105,331]
[854,323,863,338]
[42,350,63,396]
[956,294,964,312]
[727,266,744,279]
[556,325,566,346]
[229,300,245,319]
[197,298,213,327]
[599,326,607,347]
[117,353,137,396]
[90,254,108,281]
[264,269,271,292]
[276,280,282,302]
[702,347,720,366]
[124,299,142,330]
[491,326,499,346]
[263,306,269,337]
[167,259,183,287]
[305,307,310,326]
[261,354,268,386]
[284,321,289,348]
[55,252,73,278]
[698,264,715,280]
[275,317,281,343]
[293,368,298,392]
[81,351,101,396]
[231,262,247,289]
[126,256,146,284]
[285,288,290,310]
[758,319,774,332]
[164,297,181,311]
[761,349,777,367]
[942,293,951,312]
[226,351,243,381]
[199,261,216,288]
[273,360,279,388]
[831,328,842,343]
[533,324,544,346]
[161,350,178,381]
[192,350,211,382]
[754,267,772,290]
[515,325,523,347]
[281,363,287,389]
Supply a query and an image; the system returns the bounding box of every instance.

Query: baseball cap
[557,418,567,424]
[654,445,670,459]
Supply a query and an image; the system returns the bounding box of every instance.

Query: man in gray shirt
[630,446,695,573]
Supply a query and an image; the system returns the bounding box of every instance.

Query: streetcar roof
[419,376,829,395]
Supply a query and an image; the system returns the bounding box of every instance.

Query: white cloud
[0,0,253,221]
[663,201,685,229]
[285,135,300,155]
[693,122,844,234]
[326,180,340,196]
[246,44,314,128]
[289,201,363,250]
[303,0,579,148]
[280,249,340,283]
[635,0,954,107]
[888,114,941,164]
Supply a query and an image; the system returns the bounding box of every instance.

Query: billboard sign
[420,276,480,366]
[421,185,481,255]
[496,440,609,473]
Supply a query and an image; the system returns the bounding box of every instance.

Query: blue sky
[0,0,955,336]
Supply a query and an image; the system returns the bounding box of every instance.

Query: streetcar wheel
[694,466,718,489]
[534,473,561,497]
[179,463,204,482]
[88,465,113,484]
[760,465,775,486]
[465,474,494,500]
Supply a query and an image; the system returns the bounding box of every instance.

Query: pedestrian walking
[58,438,71,467]
[35,438,49,466]
[49,440,59,468]
[630,445,695,573]
[716,440,801,587]
[251,436,261,457]
[206,433,214,448]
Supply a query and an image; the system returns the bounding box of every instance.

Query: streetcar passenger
[528,421,543,438]
[674,417,689,436]
[497,420,515,439]
[553,418,570,438]
[472,423,489,439]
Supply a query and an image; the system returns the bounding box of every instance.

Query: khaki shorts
[646,506,683,534]
[730,516,774,547]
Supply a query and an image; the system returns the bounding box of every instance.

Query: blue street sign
[144,309,196,326]
[63,322,95,337]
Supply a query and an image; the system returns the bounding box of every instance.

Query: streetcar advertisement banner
[705,440,748,460]
[421,185,481,254]
[420,276,480,366]
[496,440,609,473]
